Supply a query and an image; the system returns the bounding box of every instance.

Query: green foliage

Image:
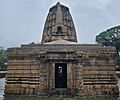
[96,25,120,67]
[96,25,120,54]
[0,47,7,71]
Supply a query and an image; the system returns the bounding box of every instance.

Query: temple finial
[56,2,60,6]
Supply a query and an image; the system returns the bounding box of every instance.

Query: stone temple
[5,2,118,96]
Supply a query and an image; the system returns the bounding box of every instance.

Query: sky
[0,0,120,49]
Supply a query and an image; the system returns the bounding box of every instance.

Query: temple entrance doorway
[55,63,67,88]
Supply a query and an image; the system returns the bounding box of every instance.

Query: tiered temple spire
[41,2,77,43]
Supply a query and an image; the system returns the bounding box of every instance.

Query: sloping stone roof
[45,39,78,44]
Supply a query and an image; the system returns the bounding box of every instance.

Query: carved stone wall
[5,44,119,96]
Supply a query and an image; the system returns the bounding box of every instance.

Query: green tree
[96,25,120,66]
[0,47,7,71]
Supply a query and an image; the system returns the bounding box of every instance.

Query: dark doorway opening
[57,26,62,34]
[55,63,67,88]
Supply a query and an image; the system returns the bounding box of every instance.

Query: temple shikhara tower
[41,2,77,43]
[5,2,118,96]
